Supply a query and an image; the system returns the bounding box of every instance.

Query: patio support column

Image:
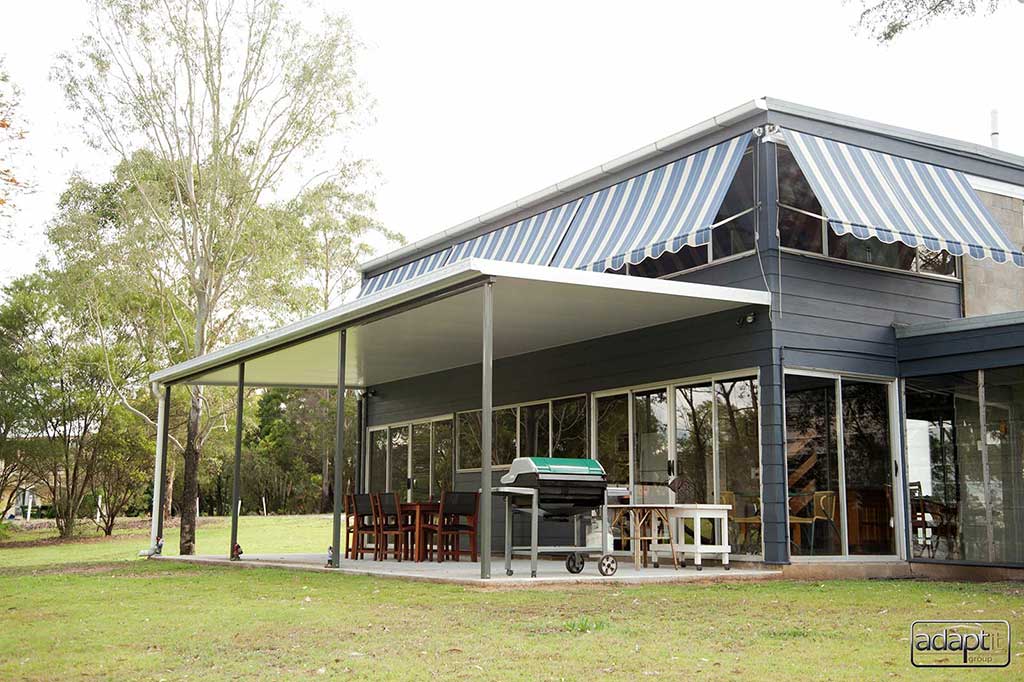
[229,363,245,560]
[149,384,171,550]
[331,330,347,568]
[480,280,494,579]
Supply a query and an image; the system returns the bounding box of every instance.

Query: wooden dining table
[399,501,440,562]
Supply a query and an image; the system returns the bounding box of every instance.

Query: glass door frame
[783,368,907,561]
[590,367,765,559]
[365,414,455,501]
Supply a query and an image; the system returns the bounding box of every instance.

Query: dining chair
[373,493,414,561]
[350,493,376,560]
[721,490,761,554]
[424,491,479,562]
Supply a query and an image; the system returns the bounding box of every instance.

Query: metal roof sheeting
[549,133,751,272]
[783,129,1024,267]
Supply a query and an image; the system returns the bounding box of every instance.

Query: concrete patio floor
[153,552,781,586]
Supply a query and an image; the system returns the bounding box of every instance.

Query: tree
[91,401,155,535]
[288,178,401,508]
[0,56,31,225]
[1,275,118,537]
[0,293,32,520]
[855,0,1003,42]
[54,0,370,554]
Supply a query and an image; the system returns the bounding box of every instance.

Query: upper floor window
[625,146,756,279]
[777,145,958,279]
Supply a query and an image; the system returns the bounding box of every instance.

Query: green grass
[1,517,1022,680]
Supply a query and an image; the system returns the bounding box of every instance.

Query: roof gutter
[358,98,768,275]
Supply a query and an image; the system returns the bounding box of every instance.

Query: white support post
[149,387,168,548]
[480,281,494,579]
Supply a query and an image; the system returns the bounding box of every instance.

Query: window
[674,383,714,504]
[432,420,454,496]
[593,373,763,556]
[368,429,388,493]
[520,402,549,458]
[389,426,409,495]
[633,388,670,504]
[552,396,588,457]
[620,146,755,279]
[411,423,431,502]
[777,144,958,278]
[628,246,708,278]
[456,395,590,469]
[457,411,482,469]
[784,373,895,558]
[716,378,762,555]
[906,369,1024,566]
[784,375,842,556]
[493,408,517,465]
[596,394,630,488]
[367,418,454,498]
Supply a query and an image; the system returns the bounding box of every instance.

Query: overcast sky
[2,0,1023,284]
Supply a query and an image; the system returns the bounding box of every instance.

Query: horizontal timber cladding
[772,252,962,377]
[899,321,1024,377]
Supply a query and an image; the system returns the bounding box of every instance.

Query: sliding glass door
[633,388,671,504]
[784,372,899,558]
[592,372,763,557]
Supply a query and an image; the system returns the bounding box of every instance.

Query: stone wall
[962,190,1024,316]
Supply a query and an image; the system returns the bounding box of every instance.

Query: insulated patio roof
[150,259,770,389]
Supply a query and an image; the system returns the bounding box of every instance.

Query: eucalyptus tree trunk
[179,390,204,554]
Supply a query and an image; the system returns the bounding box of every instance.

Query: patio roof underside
[158,261,771,389]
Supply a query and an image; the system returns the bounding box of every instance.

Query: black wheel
[566,553,585,574]
[506,568,514,576]
[696,565,703,571]
[724,565,731,571]
[598,555,617,577]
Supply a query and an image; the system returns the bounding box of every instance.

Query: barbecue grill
[492,457,617,577]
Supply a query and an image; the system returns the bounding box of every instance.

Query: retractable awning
[359,248,451,296]
[448,200,581,266]
[549,133,751,272]
[781,129,1024,266]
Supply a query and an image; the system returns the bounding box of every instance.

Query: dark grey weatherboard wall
[898,316,1024,377]
[773,253,962,377]
[365,304,778,560]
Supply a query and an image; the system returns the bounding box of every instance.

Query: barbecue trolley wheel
[565,553,585,574]
[598,554,617,577]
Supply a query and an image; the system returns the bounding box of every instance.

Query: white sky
[2,0,1023,284]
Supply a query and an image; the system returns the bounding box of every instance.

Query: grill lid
[501,457,606,485]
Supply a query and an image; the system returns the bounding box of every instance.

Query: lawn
[1,517,1021,681]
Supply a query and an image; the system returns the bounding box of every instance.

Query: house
[149,98,1024,578]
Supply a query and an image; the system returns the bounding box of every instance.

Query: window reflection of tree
[596,395,630,486]
[675,385,713,504]
[552,397,587,458]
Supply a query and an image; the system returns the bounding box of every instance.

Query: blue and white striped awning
[359,248,452,297]
[550,133,752,272]
[448,199,582,266]
[782,129,1024,267]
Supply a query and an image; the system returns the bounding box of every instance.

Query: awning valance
[781,129,1024,266]
[359,248,451,297]
[448,199,581,266]
[549,133,751,272]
